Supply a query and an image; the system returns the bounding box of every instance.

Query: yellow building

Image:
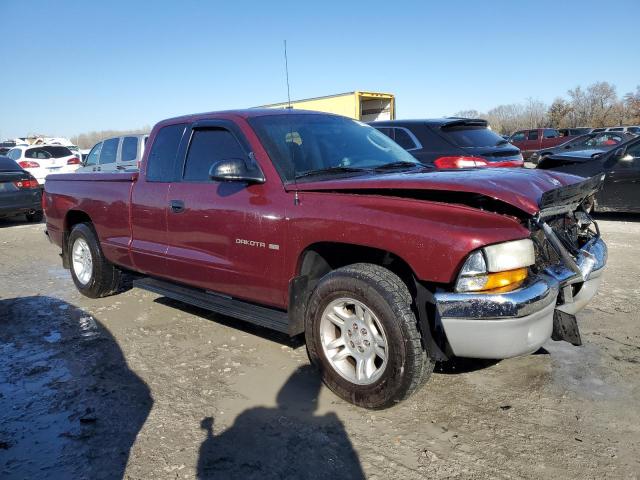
[260,91,395,122]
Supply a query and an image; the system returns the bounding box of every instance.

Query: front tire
[68,222,121,298]
[305,263,434,409]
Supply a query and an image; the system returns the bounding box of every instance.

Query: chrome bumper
[434,237,607,359]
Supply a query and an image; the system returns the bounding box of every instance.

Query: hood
[549,149,606,160]
[289,168,587,215]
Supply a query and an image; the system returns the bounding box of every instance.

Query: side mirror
[613,147,626,159]
[209,156,265,183]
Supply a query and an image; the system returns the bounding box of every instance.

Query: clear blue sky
[1,0,638,139]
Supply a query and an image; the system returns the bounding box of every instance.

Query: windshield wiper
[372,161,422,171]
[294,166,368,180]
[495,139,509,146]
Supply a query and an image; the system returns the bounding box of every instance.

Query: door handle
[169,200,185,213]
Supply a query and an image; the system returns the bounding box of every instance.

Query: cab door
[164,120,287,307]
[130,123,188,276]
[597,142,640,212]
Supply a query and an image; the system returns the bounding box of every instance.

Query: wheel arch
[287,242,447,360]
[61,210,93,268]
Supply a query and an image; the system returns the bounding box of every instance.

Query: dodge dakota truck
[43,110,607,409]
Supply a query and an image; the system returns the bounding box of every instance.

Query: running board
[133,277,289,334]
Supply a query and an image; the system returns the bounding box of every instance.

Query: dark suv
[370,118,523,168]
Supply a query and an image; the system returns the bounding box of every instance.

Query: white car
[6,145,82,185]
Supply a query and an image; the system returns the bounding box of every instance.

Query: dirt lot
[1,215,639,479]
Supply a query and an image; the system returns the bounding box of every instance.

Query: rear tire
[68,222,121,298]
[305,263,434,409]
[25,211,43,222]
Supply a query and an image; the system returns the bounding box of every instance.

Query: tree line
[454,81,640,135]
[70,126,150,149]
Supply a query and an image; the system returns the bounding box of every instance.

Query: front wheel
[68,222,122,298]
[305,263,434,409]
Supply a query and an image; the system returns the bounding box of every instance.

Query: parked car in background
[370,118,523,168]
[604,126,640,134]
[536,136,640,212]
[0,141,18,155]
[5,145,81,185]
[529,131,635,165]
[508,128,576,160]
[558,127,592,136]
[0,155,43,222]
[78,134,148,173]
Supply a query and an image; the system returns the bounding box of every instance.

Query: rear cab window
[146,124,187,182]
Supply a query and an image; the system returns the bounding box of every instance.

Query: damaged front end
[434,174,607,359]
[530,174,607,346]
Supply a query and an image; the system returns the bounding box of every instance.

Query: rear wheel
[305,263,434,409]
[68,222,122,298]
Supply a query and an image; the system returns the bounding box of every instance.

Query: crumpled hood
[289,168,587,215]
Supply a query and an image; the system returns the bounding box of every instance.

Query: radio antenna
[284,40,292,109]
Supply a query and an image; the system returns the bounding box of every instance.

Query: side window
[146,123,186,182]
[100,138,119,165]
[183,128,246,182]
[375,127,393,139]
[392,128,418,150]
[121,137,138,162]
[511,132,526,142]
[625,142,640,159]
[85,143,102,167]
[608,127,624,132]
[543,129,558,138]
[8,149,21,160]
[528,130,539,140]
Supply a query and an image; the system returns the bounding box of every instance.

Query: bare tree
[70,126,151,149]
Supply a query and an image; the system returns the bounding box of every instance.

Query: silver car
[79,134,148,173]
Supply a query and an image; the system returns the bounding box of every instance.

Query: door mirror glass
[613,147,626,159]
[209,157,265,183]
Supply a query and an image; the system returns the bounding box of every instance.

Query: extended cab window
[146,124,186,182]
[183,128,245,181]
[527,130,539,140]
[85,142,102,167]
[121,136,138,162]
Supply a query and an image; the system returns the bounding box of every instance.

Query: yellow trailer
[259,91,395,122]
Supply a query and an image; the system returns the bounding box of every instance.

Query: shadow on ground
[0,296,152,479]
[196,365,364,480]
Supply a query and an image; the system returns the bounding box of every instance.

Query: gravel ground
[1,214,639,479]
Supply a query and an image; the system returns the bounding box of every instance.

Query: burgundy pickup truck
[509,128,576,160]
[44,110,607,408]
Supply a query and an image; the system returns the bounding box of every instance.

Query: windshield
[248,114,421,182]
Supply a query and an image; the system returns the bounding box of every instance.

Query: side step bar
[134,277,289,334]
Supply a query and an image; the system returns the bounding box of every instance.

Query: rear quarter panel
[44,173,136,268]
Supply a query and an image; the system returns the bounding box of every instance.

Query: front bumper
[434,236,607,359]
